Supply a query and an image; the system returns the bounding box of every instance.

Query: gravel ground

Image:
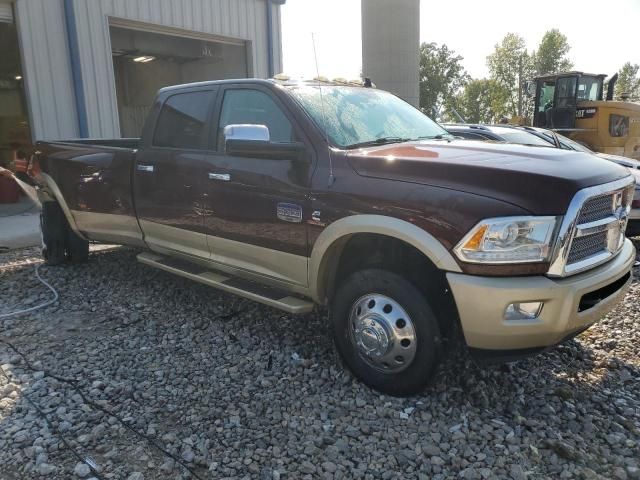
[0,245,639,480]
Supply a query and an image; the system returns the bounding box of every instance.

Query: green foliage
[532,29,573,76]
[615,62,640,100]
[453,79,510,124]
[419,30,575,124]
[419,42,470,119]
[486,33,534,117]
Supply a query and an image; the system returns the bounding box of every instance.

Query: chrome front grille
[567,230,608,264]
[548,177,635,277]
[577,194,616,224]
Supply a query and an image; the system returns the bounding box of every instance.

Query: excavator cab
[530,71,639,160]
[533,72,606,131]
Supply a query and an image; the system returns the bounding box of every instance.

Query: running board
[137,252,314,314]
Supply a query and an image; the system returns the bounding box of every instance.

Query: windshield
[494,130,552,147]
[287,85,449,148]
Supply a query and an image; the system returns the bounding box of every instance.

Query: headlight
[454,216,558,264]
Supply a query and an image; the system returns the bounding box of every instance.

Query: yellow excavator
[530,71,640,160]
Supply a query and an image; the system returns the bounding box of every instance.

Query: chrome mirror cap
[223,124,270,143]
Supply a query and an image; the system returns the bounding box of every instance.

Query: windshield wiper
[412,134,454,141]
[344,137,411,149]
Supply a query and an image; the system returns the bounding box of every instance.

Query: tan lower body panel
[140,220,308,288]
[447,239,635,350]
[137,251,313,314]
[140,220,210,260]
[71,210,146,247]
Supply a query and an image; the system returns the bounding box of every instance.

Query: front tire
[330,269,442,396]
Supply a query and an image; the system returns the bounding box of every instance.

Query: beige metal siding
[15,0,79,140]
[16,0,282,139]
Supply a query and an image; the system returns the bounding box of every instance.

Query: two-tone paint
[33,79,634,355]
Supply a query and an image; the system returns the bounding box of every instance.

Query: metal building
[0,0,284,167]
[361,0,419,107]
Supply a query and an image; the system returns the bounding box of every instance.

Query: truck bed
[35,139,145,246]
[50,138,140,149]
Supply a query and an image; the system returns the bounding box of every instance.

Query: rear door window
[153,91,215,149]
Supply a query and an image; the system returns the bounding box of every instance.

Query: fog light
[504,302,543,321]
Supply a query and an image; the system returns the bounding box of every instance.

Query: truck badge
[276,203,303,223]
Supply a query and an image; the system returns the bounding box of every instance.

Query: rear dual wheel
[40,202,89,265]
[331,269,442,396]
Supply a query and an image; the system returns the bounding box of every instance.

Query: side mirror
[224,124,270,142]
[224,124,309,162]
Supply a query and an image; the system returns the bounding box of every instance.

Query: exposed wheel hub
[354,316,390,357]
[349,294,417,373]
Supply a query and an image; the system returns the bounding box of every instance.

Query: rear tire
[66,228,89,263]
[330,269,442,396]
[41,201,89,265]
[40,202,67,266]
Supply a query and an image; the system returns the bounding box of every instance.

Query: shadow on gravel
[1,246,638,479]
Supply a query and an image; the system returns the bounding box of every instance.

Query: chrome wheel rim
[349,293,417,373]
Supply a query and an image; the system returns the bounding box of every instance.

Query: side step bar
[137,252,314,314]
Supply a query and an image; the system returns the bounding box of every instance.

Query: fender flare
[39,172,89,241]
[308,214,461,303]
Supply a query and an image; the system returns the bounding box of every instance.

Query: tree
[532,29,573,76]
[486,33,534,118]
[453,79,510,124]
[419,42,470,120]
[615,62,640,100]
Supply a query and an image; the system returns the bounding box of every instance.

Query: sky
[281,0,640,81]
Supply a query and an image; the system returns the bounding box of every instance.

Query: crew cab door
[201,84,313,287]
[550,76,577,130]
[134,88,218,259]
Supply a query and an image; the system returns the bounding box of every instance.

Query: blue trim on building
[266,0,274,78]
[63,0,89,137]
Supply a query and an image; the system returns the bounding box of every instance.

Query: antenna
[311,32,335,187]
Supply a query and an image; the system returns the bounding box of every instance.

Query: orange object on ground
[13,152,28,173]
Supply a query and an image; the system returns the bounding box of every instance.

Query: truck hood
[346,140,632,214]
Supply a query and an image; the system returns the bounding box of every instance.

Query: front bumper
[626,208,640,236]
[447,239,635,352]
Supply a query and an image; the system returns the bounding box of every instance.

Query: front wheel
[330,269,442,396]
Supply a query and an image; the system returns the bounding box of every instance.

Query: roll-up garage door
[0,3,13,24]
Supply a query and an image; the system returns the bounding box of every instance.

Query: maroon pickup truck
[33,79,635,395]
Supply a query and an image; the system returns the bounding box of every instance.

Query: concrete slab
[0,196,41,251]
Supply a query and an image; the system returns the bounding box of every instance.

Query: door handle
[209,173,230,181]
[137,164,155,173]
